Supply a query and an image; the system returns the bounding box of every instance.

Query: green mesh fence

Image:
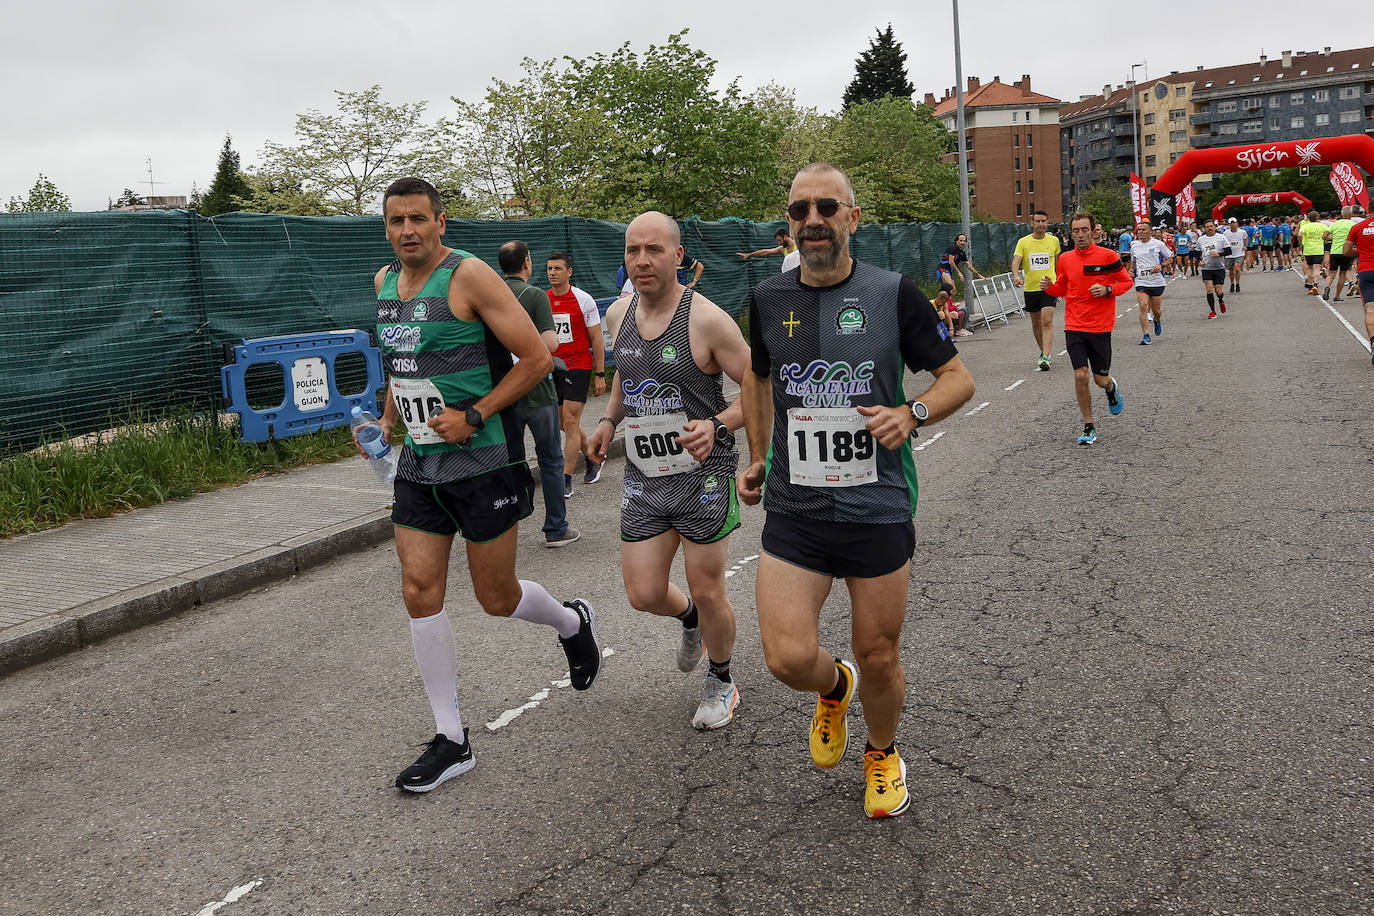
[0,210,1027,456]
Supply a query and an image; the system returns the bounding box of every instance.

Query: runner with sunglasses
[739,163,976,818]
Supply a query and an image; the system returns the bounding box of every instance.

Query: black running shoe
[396,731,475,793]
[559,599,601,690]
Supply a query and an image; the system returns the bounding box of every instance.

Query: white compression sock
[409,608,464,743]
[510,580,580,639]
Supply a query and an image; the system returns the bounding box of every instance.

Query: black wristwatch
[712,417,729,441]
[464,406,485,431]
[906,400,929,428]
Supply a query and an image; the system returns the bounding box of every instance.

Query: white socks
[511,580,580,639]
[409,608,464,743]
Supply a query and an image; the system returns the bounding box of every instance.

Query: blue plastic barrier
[221,329,385,443]
[596,296,619,369]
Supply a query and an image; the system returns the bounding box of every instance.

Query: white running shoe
[692,674,739,730]
[677,625,704,672]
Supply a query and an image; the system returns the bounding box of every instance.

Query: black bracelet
[598,416,617,429]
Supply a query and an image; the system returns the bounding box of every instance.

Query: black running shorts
[1329,254,1353,271]
[1305,254,1325,266]
[1135,284,1165,299]
[1022,290,1056,312]
[762,512,914,579]
[1201,268,1227,284]
[560,368,593,404]
[1064,329,1112,376]
[1358,270,1374,302]
[393,463,534,542]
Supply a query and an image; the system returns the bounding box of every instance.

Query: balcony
[1113,123,1136,138]
[1190,112,1212,126]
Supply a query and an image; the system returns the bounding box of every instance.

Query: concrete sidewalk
[0,393,624,676]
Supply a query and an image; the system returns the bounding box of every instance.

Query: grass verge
[1,412,360,539]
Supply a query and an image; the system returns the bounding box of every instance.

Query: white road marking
[1058,349,1068,356]
[964,401,991,417]
[1319,298,1373,351]
[193,880,262,916]
[913,430,946,452]
[1005,379,1025,391]
[486,648,615,731]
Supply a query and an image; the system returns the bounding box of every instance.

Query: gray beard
[800,237,844,270]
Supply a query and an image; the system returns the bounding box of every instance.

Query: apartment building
[930,75,1063,222]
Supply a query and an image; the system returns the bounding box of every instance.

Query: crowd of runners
[358,166,1373,823]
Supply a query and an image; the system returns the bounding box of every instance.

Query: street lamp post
[1129,62,1147,181]
[953,0,973,297]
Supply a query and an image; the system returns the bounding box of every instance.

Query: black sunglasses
[787,198,850,221]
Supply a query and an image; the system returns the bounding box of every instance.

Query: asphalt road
[3,269,1371,916]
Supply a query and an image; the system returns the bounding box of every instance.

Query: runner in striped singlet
[588,211,752,731]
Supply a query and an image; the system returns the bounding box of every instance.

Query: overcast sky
[2,0,1343,211]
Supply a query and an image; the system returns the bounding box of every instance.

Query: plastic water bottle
[350,406,397,485]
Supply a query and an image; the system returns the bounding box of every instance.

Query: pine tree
[842,25,914,108]
[201,134,253,216]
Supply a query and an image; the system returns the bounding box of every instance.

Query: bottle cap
[351,406,361,417]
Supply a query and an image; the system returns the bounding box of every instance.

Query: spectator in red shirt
[1041,211,1134,445]
[1341,208,1374,364]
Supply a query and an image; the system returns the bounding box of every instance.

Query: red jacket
[1042,245,1134,333]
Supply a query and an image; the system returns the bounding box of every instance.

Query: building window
[1027,156,1033,170]
[1171,108,1187,120]
[1025,110,1031,121]
[1015,157,1021,170]
[1291,92,1304,105]
[1243,97,1261,109]
[1013,133,1020,148]
[1012,111,1019,122]
[1269,96,1280,108]
[1015,181,1021,193]
[1145,155,1157,167]
[1170,152,1180,162]
[1028,180,1034,193]
[1313,89,1329,102]
[1145,134,1156,146]
[1339,86,1359,99]
[1216,101,1237,113]
[1027,133,1033,147]
[1271,118,1281,130]
[1340,110,1360,123]
[1243,120,1263,133]
[1315,112,1330,126]
[1218,123,1239,135]
[1170,129,1186,142]
[1144,112,1156,125]
[1176,85,1187,97]
[1291,115,1305,128]
[1016,203,1023,217]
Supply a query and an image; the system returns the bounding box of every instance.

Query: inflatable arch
[1210,191,1314,223]
[1149,135,1374,228]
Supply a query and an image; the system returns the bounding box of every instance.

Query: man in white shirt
[1223,218,1248,293]
[1129,222,1174,345]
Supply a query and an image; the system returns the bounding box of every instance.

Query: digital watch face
[1154,83,1169,100]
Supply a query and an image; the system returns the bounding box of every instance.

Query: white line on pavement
[1005,379,1025,391]
[964,401,991,417]
[486,648,616,731]
[193,880,262,916]
[914,430,946,452]
[1058,349,1068,356]
[1318,298,1373,351]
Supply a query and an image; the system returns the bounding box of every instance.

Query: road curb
[0,509,396,679]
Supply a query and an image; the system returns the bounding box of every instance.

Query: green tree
[1078,164,1132,232]
[200,134,254,216]
[7,174,72,212]
[260,85,433,215]
[826,97,960,223]
[233,168,334,216]
[107,188,145,210]
[567,31,783,221]
[749,84,836,214]
[842,25,914,109]
[442,57,612,218]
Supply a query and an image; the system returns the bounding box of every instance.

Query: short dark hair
[1031,209,1048,219]
[547,250,573,268]
[498,240,530,274]
[383,177,443,217]
[774,228,791,242]
[1069,211,1097,230]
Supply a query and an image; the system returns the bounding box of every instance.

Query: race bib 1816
[787,408,877,487]
[391,377,447,446]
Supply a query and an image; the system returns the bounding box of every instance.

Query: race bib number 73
[787,408,877,487]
